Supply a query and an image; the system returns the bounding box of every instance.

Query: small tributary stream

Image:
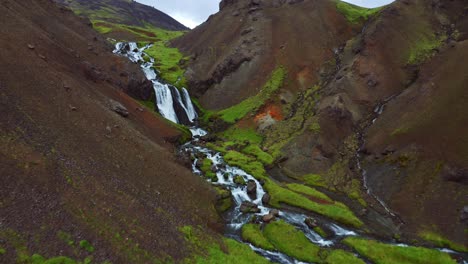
[114,42,467,264]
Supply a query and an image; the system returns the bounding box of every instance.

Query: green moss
[223,151,267,180]
[242,144,274,165]
[324,250,365,264]
[222,126,263,145]
[419,231,467,252]
[264,180,363,228]
[313,226,328,238]
[216,198,233,213]
[138,99,156,111]
[200,158,217,182]
[343,237,457,264]
[241,224,276,251]
[347,179,367,207]
[218,67,286,123]
[233,175,246,185]
[144,42,188,88]
[303,174,327,188]
[335,1,384,24]
[90,20,187,88]
[286,183,333,202]
[309,122,321,133]
[57,231,74,247]
[263,220,320,262]
[79,240,95,253]
[180,226,270,264]
[407,33,446,65]
[0,248,5,255]
[31,254,78,264]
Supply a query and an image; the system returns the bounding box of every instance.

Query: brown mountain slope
[174,0,468,246]
[173,0,356,109]
[0,0,218,262]
[56,0,189,31]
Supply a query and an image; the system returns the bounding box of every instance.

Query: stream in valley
[114,42,467,264]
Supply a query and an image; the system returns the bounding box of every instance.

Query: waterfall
[181,88,198,122]
[154,82,179,123]
[113,42,198,126]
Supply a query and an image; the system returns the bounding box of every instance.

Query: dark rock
[304,217,318,229]
[81,61,103,82]
[109,99,129,117]
[241,27,254,36]
[270,209,280,217]
[262,193,271,204]
[247,180,257,199]
[441,165,468,184]
[168,85,192,125]
[211,165,217,173]
[240,201,260,213]
[461,206,468,222]
[125,76,154,101]
[262,213,275,223]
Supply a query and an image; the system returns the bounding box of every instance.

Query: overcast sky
[136,0,394,29]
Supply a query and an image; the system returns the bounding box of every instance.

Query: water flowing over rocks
[115,41,468,264]
[113,42,198,126]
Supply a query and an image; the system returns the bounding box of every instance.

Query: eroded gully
[114,42,467,264]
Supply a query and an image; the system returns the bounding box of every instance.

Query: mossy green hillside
[180,226,270,264]
[335,1,384,24]
[217,67,286,123]
[92,20,188,88]
[324,250,365,264]
[264,180,363,228]
[241,224,275,251]
[407,33,446,65]
[286,183,333,202]
[343,237,457,264]
[419,231,467,252]
[263,220,321,263]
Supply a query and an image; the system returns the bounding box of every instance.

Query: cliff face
[174,0,468,245]
[0,0,217,262]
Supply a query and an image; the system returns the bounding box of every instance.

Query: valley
[0,0,467,263]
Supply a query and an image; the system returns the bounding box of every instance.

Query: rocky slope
[56,0,188,31]
[174,0,468,247]
[0,0,218,262]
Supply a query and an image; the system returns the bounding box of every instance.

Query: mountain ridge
[55,0,189,31]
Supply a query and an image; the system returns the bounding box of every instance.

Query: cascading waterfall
[114,42,467,264]
[113,42,196,125]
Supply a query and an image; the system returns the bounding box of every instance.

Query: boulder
[262,213,275,223]
[262,193,271,204]
[247,180,257,199]
[125,76,154,101]
[109,99,129,117]
[270,209,280,217]
[304,217,318,229]
[461,206,468,222]
[240,201,260,214]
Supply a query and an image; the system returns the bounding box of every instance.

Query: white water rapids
[113,42,467,264]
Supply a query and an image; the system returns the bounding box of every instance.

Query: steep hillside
[56,0,189,31]
[0,0,225,262]
[173,0,468,248]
